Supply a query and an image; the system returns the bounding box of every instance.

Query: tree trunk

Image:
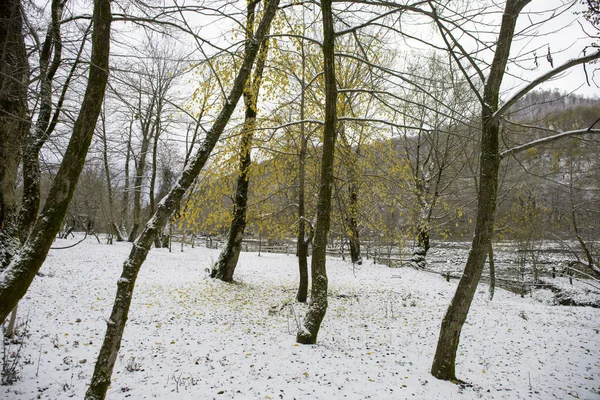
[85,2,280,397]
[0,0,112,323]
[210,124,253,281]
[0,0,29,269]
[128,93,155,242]
[488,242,495,301]
[347,181,362,264]
[212,2,270,281]
[416,224,430,253]
[296,150,309,300]
[119,124,133,240]
[296,29,309,303]
[431,0,530,381]
[18,0,66,242]
[150,111,161,248]
[296,0,336,345]
[100,107,124,242]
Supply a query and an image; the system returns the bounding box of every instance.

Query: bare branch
[500,128,600,159]
[493,49,600,123]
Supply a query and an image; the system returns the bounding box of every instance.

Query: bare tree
[0,0,30,269]
[430,0,600,381]
[296,0,337,345]
[211,0,272,281]
[85,0,281,397]
[0,0,112,323]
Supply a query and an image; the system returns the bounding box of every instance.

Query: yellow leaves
[526,147,539,158]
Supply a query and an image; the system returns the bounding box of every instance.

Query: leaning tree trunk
[85,2,280,397]
[212,4,270,282]
[0,0,29,269]
[296,0,337,345]
[430,0,529,381]
[0,0,112,323]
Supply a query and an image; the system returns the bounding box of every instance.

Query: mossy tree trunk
[18,0,68,242]
[430,0,530,381]
[212,1,271,282]
[85,1,280,397]
[0,0,112,323]
[296,0,337,345]
[0,0,29,269]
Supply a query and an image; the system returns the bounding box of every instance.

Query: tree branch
[500,128,600,159]
[493,49,600,123]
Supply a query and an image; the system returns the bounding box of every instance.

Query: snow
[2,235,599,399]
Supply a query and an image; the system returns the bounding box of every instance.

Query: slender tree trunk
[0,0,112,323]
[570,190,599,277]
[431,0,529,381]
[212,2,270,281]
[296,0,337,345]
[296,27,309,303]
[347,181,361,264]
[128,96,154,242]
[18,0,65,242]
[100,107,124,242]
[119,124,133,239]
[488,242,495,301]
[0,0,29,269]
[150,109,162,247]
[85,2,280,397]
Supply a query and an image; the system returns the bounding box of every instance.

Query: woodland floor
[1,234,599,399]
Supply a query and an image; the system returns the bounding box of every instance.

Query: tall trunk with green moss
[431,0,530,381]
[0,0,112,323]
[85,1,280,397]
[0,0,29,269]
[18,0,67,242]
[296,0,337,345]
[212,1,271,282]
[296,26,310,302]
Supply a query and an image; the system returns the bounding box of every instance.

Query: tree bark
[296,0,337,345]
[347,180,362,264]
[18,0,66,242]
[296,28,309,303]
[488,242,495,301]
[0,0,29,269]
[431,0,530,381]
[119,123,133,240]
[212,0,270,282]
[100,106,124,242]
[128,90,155,242]
[0,0,112,323]
[85,1,280,397]
[296,136,309,302]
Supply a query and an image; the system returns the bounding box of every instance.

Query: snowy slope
[1,235,599,399]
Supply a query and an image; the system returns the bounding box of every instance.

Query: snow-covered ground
[2,235,599,399]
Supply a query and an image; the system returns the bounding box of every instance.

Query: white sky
[508,0,599,99]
